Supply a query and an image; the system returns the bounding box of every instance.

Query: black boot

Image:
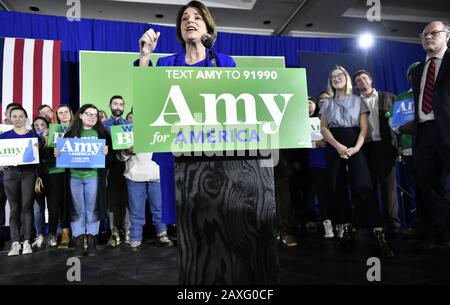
[74,235,85,257]
[86,234,97,257]
[336,224,356,250]
[373,230,394,258]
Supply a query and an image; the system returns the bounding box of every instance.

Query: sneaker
[130,240,141,248]
[107,232,121,247]
[323,220,334,239]
[336,224,356,250]
[124,231,130,245]
[157,232,174,247]
[32,234,44,248]
[280,233,299,247]
[22,240,33,255]
[48,235,57,247]
[8,242,21,256]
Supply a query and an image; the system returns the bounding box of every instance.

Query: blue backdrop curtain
[0,11,425,111]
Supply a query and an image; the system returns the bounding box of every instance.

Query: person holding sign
[391,62,422,234]
[54,104,111,257]
[103,95,131,247]
[38,105,54,124]
[2,102,21,125]
[40,105,74,250]
[0,103,19,248]
[137,0,236,226]
[55,105,74,125]
[0,106,40,256]
[319,66,393,257]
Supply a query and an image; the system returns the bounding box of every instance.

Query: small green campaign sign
[133,67,311,153]
[110,124,133,150]
[48,124,69,148]
[0,138,40,166]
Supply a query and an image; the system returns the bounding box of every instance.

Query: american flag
[0,37,61,122]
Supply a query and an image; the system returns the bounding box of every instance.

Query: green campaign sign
[48,124,69,148]
[0,138,40,166]
[79,51,285,120]
[110,124,133,150]
[133,67,311,153]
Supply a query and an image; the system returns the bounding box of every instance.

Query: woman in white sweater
[118,148,174,248]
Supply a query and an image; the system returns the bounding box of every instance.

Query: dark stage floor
[0,230,449,285]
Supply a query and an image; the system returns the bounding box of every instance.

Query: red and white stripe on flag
[0,37,61,123]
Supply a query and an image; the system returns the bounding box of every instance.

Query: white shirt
[119,152,160,182]
[361,89,381,142]
[418,46,447,122]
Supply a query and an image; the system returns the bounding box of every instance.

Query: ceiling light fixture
[358,33,374,49]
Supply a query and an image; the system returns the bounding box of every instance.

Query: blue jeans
[33,198,46,235]
[126,179,166,242]
[70,177,99,237]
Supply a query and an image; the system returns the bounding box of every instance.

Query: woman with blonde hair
[319,66,394,257]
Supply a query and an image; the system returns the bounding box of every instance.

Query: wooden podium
[175,153,279,285]
[130,65,309,285]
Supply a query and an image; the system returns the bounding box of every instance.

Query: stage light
[358,33,374,49]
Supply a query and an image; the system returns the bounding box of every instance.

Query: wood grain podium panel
[175,158,279,285]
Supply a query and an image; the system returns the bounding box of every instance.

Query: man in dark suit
[410,20,450,249]
[353,70,400,232]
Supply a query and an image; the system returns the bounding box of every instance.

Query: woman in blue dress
[136,1,236,226]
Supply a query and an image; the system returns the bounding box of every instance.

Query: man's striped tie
[422,57,436,114]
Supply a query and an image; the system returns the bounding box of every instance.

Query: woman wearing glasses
[319,66,394,258]
[55,104,111,257]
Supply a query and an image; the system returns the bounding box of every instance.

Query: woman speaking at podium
[137,1,236,225]
[135,1,277,285]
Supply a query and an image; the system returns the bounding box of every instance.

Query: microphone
[201,33,214,49]
[201,33,216,67]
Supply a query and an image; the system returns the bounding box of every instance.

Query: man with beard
[38,105,54,124]
[103,95,131,247]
